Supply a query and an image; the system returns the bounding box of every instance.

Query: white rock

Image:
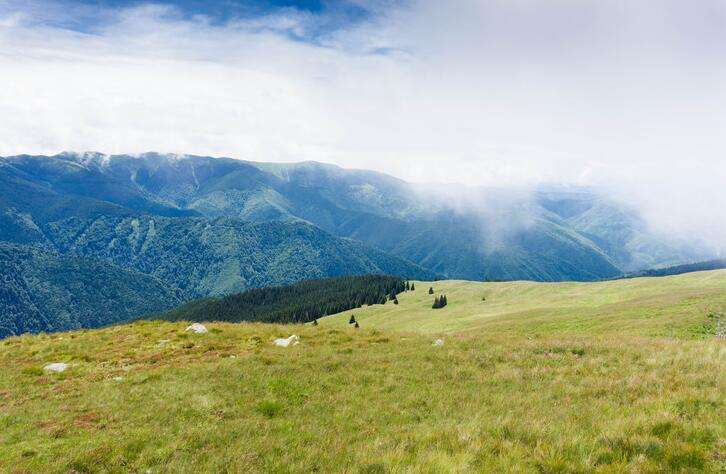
[185,323,208,334]
[274,335,300,347]
[43,362,68,373]
[112,376,124,382]
[432,339,444,347]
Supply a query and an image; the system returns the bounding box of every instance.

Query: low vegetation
[0,271,724,472]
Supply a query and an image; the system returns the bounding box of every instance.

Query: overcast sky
[1,0,725,243]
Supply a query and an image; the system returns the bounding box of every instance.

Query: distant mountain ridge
[0,151,711,335]
[1,152,707,279]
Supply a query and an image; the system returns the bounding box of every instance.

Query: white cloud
[0,0,725,247]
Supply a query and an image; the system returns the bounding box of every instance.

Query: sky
[0,0,725,245]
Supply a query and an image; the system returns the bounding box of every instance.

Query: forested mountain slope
[1,152,707,282]
[0,154,435,336]
[0,243,181,338]
[45,216,434,299]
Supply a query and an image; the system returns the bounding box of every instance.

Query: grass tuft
[256,400,283,418]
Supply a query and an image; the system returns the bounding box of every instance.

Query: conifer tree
[405,281,410,291]
[394,298,399,305]
[349,315,356,324]
[432,296,440,309]
[411,283,415,291]
[429,286,434,295]
[354,321,360,329]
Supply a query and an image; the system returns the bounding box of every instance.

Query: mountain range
[0,151,710,336]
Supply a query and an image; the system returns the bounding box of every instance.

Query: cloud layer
[1,0,725,248]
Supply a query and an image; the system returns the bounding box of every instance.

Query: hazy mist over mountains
[2,151,712,275]
[2,1,725,251]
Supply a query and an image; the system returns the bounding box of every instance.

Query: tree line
[155,275,409,324]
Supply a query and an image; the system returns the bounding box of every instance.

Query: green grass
[323,270,726,338]
[0,272,724,472]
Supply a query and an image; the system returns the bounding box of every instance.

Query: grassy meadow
[0,271,724,472]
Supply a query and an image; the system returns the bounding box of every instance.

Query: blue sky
[3,0,379,39]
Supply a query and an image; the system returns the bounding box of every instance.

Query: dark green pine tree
[354,321,360,329]
[432,296,441,309]
[405,281,410,291]
[349,315,356,324]
[411,283,415,291]
[393,298,399,305]
[429,286,434,295]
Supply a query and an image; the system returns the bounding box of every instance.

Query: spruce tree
[354,321,360,329]
[432,296,440,309]
[429,286,434,295]
[393,298,399,305]
[411,283,415,291]
[349,315,356,324]
[405,281,410,291]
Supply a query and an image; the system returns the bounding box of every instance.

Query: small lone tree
[432,296,441,309]
[393,298,399,305]
[354,321,360,329]
[428,286,434,295]
[349,315,357,325]
[410,283,415,291]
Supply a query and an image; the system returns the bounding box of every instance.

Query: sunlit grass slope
[322,270,726,338]
[0,272,724,472]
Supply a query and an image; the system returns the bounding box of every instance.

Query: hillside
[0,218,431,337]
[321,270,726,336]
[0,243,181,338]
[1,152,708,282]
[45,216,434,300]
[0,272,723,472]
